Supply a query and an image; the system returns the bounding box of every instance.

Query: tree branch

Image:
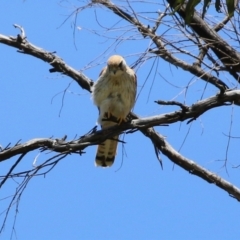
[92,0,229,92]
[1,89,240,161]
[167,1,240,77]
[143,128,240,201]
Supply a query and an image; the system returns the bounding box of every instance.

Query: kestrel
[92,55,137,167]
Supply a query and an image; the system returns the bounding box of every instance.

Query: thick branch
[143,128,240,201]
[194,16,230,67]
[0,25,93,92]
[168,2,240,75]
[1,117,240,201]
[1,89,240,161]
[131,89,240,128]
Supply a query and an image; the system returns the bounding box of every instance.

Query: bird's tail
[95,135,119,167]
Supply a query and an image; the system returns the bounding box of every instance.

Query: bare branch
[155,100,189,111]
[1,89,240,162]
[1,115,240,201]
[0,26,93,92]
[194,16,231,67]
[131,89,240,128]
[142,128,240,201]
[168,1,240,77]
[0,153,26,188]
[92,0,229,92]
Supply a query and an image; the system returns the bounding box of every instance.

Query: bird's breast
[93,72,135,115]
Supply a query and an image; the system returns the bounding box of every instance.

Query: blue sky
[1,1,240,239]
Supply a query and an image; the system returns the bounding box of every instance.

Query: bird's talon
[117,117,125,125]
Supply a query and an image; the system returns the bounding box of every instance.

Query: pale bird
[92,55,137,167]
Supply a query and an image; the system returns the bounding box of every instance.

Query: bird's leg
[103,111,115,122]
[116,116,126,125]
[103,112,126,124]
[107,111,112,119]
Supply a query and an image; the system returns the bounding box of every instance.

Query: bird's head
[107,55,127,77]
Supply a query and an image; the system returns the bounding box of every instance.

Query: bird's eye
[118,61,123,68]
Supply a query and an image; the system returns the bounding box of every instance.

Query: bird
[92,55,137,167]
